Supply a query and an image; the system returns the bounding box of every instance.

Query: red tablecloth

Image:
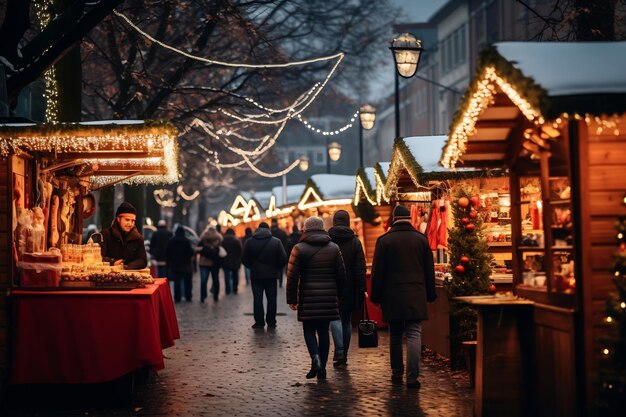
[10,278,179,384]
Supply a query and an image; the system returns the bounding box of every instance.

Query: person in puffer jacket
[287,216,346,380]
[328,210,366,367]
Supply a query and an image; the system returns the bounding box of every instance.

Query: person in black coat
[328,210,366,367]
[370,205,436,389]
[287,216,346,380]
[150,220,173,278]
[285,224,302,259]
[241,227,253,286]
[100,202,147,270]
[166,226,195,302]
[271,219,289,288]
[221,228,243,294]
[242,222,287,329]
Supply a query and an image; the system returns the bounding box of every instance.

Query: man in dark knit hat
[101,202,148,270]
[370,204,436,389]
[242,222,287,329]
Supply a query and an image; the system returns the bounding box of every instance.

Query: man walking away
[370,205,436,389]
[242,222,287,329]
[328,210,366,367]
[270,219,288,287]
[166,226,195,302]
[150,220,173,279]
[221,228,243,294]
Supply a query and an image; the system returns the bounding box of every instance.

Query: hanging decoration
[153,189,177,207]
[34,0,59,123]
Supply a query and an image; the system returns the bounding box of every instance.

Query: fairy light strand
[34,1,59,123]
[113,10,344,69]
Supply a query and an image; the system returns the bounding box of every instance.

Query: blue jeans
[223,268,239,294]
[303,320,331,367]
[244,267,250,286]
[389,320,422,384]
[200,266,220,301]
[330,310,353,360]
[251,279,277,326]
[171,271,192,302]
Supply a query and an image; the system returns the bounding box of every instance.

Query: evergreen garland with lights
[446,186,493,368]
[596,216,626,415]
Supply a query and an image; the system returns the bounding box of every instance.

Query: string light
[241,154,302,178]
[296,111,358,136]
[230,195,250,216]
[297,187,352,210]
[354,172,378,206]
[441,66,543,168]
[176,185,200,201]
[218,210,241,227]
[34,1,59,123]
[114,10,344,69]
[0,122,179,185]
[153,189,177,207]
[264,196,295,218]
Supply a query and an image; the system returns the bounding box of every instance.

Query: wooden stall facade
[440,42,626,416]
[353,162,391,265]
[0,121,178,387]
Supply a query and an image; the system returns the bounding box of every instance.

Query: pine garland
[446,185,492,369]
[596,216,626,415]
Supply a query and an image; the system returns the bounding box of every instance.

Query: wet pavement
[7,271,473,417]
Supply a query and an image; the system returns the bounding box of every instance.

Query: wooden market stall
[353,162,391,265]
[295,174,357,227]
[0,120,180,388]
[264,184,306,232]
[440,41,626,417]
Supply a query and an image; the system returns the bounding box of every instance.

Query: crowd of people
[147,206,436,388]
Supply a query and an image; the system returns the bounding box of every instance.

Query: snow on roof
[403,135,449,172]
[377,162,390,177]
[495,41,626,96]
[250,191,273,209]
[271,184,306,206]
[310,174,355,200]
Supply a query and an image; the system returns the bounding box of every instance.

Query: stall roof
[249,191,273,210]
[354,162,391,206]
[441,42,626,169]
[298,174,355,210]
[0,120,178,185]
[271,184,306,207]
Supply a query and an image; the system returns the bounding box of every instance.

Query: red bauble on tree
[465,223,476,232]
[458,197,469,208]
[470,195,480,208]
[488,283,497,294]
[454,265,466,274]
[460,256,470,265]
[469,210,478,219]
[461,217,470,225]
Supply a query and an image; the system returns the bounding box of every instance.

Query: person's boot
[306,354,321,379]
[333,351,347,368]
[317,367,327,380]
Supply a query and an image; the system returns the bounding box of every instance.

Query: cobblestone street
[9,273,473,417]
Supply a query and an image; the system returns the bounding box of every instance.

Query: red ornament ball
[488,284,497,294]
[469,210,478,219]
[454,265,466,274]
[458,197,469,208]
[461,217,470,225]
[465,223,476,232]
[470,195,480,208]
[460,256,470,265]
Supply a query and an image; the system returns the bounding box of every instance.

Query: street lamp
[390,33,423,138]
[299,155,309,172]
[326,141,341,173]
[358,104,376,167]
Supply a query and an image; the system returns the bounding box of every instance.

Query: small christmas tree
[446,185,492,368]
[596,216,626,415]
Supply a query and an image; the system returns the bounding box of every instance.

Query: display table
[455,295,534,417]
[10,278,179,384]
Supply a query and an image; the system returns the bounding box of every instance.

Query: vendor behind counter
[101,202,147,270]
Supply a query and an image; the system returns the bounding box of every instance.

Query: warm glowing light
[359,104,376,130]
[230,195,250,216]
[299,156,310,172]
[390,33,423,78]
[603,348,610,355]
[606,316,613,323]
[328,142,342,161]
[621,302,626,309]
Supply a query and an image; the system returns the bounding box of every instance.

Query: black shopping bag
[358,301,378,348]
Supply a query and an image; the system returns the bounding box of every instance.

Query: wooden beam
[465,142,508,155]
[475,120,520,129]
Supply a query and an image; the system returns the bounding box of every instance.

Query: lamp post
[390,33,423,139]
[327,140,342,173]
[358,104,376,167]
